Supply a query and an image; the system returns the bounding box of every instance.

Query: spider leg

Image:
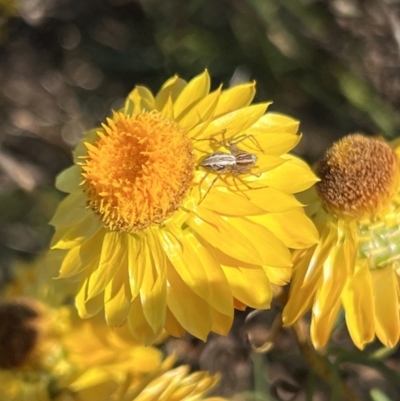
[220,170,252,200]
[198,172,221,204]
[229,133,263,155]
[197,170,210,201]
[193,129,227,153]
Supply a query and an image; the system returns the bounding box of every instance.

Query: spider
[198,132,261,203]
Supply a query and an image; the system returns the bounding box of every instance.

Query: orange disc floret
[0,298,47,369]
[80,111,195,232]
[316,134,400,219]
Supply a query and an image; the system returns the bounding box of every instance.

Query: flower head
[50,70,318,344]
[0,259,225,401]
[0,297,53,370]
[115,357,224,401]
[283,134,400,349]
[0,295,73,401]
[81,111,195,232]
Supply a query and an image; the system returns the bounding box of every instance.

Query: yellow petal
[222,215,292,268]
[186,208,265,265]
[340,223,358,276]
[314,243,347,318]
[249,209,319,249]
[76,267,105,319]
[69,369,118,395]
[262,155,318,193]
[256,132,301,157]
[296,185,318,206]
[160,94,175,120]
[124,89,141,115]
[51,213,102,250]
[253,154,287,174]
[226,130,298,159]
[195,103,270,141]
[166,261,214,340]
[341,261,375,349]
[282,248,320,325]
[58,229,104,278]
[49,191,89,228]
[55,165,81,193]
[214,82,256,117]
[221,262,272,308]
[246,112,299,136]
[124,85,156,115]
[311,296,341,349]
[247,187,303,212]
[127,233,145,301]
[73,128,99,160]
[140,229,167,333]
[155,75,187,111]
[87,231,127,299]
[135,85,156,106]
[371,268,400,347]
[264,265,291,285]
[310,242,348,348]
[304,225,338,286]
[178,86,221,131]
[57,247,83,279]
[159,226,233,317]
[104,251,132,326]
[201,187,266,216]
[174,70,210,119]
[210,308,233,335]
[128,296,163,345]
[165,307,186,337]
[136,366,188,401]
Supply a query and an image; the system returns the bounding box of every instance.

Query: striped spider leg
[197,132,260,203]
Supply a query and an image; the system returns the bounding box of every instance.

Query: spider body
[198,136,259,203]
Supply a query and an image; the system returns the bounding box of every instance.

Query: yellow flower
[56,318,164,401]
[0,305,225,401]
[101,357,225,401]
[0,256,164,401]
[50,70,318,344]
[0,294,223,401]
[3,258,226,401]
[0,266,226,401]
[0,297,73,401]
[283,134,400,349]
[0,257,75,375]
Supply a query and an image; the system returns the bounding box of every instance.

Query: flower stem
[292,319,362,401]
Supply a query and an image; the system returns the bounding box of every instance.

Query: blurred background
[1,0,400,399]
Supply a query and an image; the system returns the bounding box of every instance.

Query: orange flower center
[0,299,44,369]
[80,111,195,232]
[316,134,400,219]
